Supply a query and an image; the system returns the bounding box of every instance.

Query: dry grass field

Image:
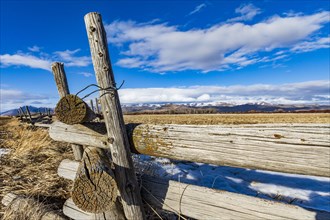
[0,113,329,219]
[124,113,330,125]
[0,117,73,219]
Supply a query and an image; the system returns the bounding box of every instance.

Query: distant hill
[122,103,330,114]
[0,106,54,116]
[2,103,330,116]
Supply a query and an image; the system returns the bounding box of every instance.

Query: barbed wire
[75,80,125,100]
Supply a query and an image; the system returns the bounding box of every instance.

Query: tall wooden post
[84,12,145,219]
[51,62,84,160]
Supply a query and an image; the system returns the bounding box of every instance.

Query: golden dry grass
[0,118,73,219]
[124,113,330,125]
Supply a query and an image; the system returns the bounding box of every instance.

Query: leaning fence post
[89,99,95,113]
[25,106,34,124]
[51,62,84,160]
[17,109,23,120]
[95,98,100,114]
[20,107,28,121]
[84,12,145,219]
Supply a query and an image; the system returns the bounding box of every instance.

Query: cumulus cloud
[0,54,52,71]
[188,3,207,16]
[0,48,91,71]
[53,49,91,67]
[106,11,330,73]
[228,3,261,22]
[118,80,330,105]
[0,88,55,112]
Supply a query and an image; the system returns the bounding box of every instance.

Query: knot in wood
[89,26,96,32]
[98,52,103,57]
[126,182,134,193]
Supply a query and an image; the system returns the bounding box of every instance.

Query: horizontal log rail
[58,159,329,220]
[63,198,125,220]
[1,193,65,220]
[49,122,330,177]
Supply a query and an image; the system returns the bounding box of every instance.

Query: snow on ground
[133,155,330,212]
[0,148,10,157]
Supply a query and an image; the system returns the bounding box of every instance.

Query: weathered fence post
[17,109,23,120]
[51,62,84,160]
[95,98,100,114]
[20,107,28,121]
[84,12,145,219]
[25,106,33,124]
[89,99,95,113]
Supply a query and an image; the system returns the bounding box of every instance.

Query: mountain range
[1,103,329,116]
[0,106,54,116]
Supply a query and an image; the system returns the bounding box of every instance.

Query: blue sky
[0,0,329,111]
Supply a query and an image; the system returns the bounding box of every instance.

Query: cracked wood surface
[84,12,145,219]
[50,122,330,177]
[71,147,119,213]
[58,159,330,220]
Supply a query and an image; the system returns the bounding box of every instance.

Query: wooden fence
[2,12,330,220]
[17,106,52,126]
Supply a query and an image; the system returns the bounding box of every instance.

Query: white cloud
[0,54,52,71]
[0,89,56,112]
[188,3,207,16]
[0,49,91,71]
[228,3,261,22]
[53,49,91,67]
[28,45,42,52]
[78,72,93,77]
[105,11,330,73]
[118,80,330,105]
[291,36,330,53]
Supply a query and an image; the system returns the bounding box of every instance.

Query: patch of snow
[0,148,10,157]
[133,155,330,212]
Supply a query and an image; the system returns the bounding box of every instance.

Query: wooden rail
[49,122,330,177]
[58,159,330,220]
[1,193,65,220]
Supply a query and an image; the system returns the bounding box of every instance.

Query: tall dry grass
[0,118,73,219]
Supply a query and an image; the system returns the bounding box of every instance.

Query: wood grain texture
[130,123,330,177]
[51,62,70,98]
[51,122,330,177]
[142,176,330,220]
[51,62,84,160]
[63,198,125,220]
[55,95,88,125]
[72,147,118,213]
[58,160,329,220]
[84,12,145,219]
[1,193,65,220]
